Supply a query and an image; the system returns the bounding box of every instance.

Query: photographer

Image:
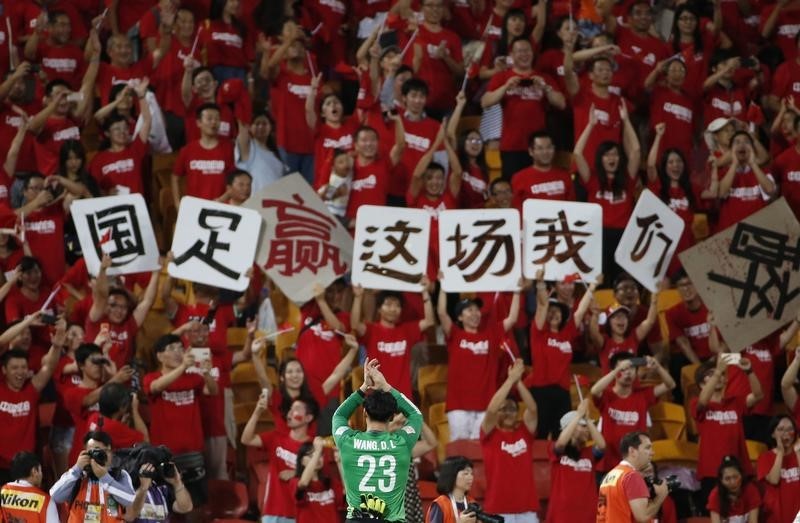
[1,451,59,522]
[597,431,668,523]
[425,456,477,523]
[126,447,193,522]
[50,430,136,521]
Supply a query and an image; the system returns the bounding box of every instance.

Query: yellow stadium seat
[429,402,446,427]
[594,289,616,310]
[692,214,709,241]
[434,420,450,462]
[680,363,702,405]
[227,328,249,349]
[649,401,687,441]
[652,439,698,468]
[417,365,448,414]
[485,148,502,181]
[746,440,767,468]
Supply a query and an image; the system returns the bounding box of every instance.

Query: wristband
[356,389,366,397]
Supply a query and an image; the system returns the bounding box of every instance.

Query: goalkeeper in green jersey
[333,357,423,522]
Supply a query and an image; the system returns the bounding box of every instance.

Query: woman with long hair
[235,109,286,193]
[708,455,759,523]
[757,415,800,523]
[292,436,343,523]
[668,3,721,97]
[425,456,477,523]
[204,0,249,82]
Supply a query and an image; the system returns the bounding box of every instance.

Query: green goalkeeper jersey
[333,388,423,522]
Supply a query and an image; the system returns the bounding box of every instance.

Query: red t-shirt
[599,332,640,374]
[272,65,314,154]
[84,315,139,370]
[760,4,800,61]
[572,85,626,170]
[22,204,65,285]
[0,106,38,173]
[0,381,38,468]
[536,49,567,95]
[757,450,800,523]
[717,165,773,231]
[396,115,441,197]
[144,371,206,454]
[486,69,558,152]
[34,115,81,176]
[459,164,488,209]
[96,58,154,108]
[53,356,81,428]
[360,321,423,399]
[291,476,342,523]
[511,165,575,209]
[408,25,463,111]
[85,412,146,449]
[597,386,657,471]
[105,0,152,34]
[173,139,235,201]
[152,36,193,117]
[706,482,760,519]
[665,302,710,359]
[64,385,99,463]
[674,30,716,98]
[259,431,309,517]
[528,320,578,390]
[294,305,351,401]
[547,443,599,523]
[772,145,800,216]
[184,97,235,143]
[616,26,669,79]
[345,156,390,219]
[445,323,501,412]
[649,86,695,162]
[34,42,85,89]
[202,19,248,69]
[690,394,750,479]
[583,173,636,230]
[187,356,229,437]
[771,59,800,105]
[407,190,458,279]
[480,425,539,513]
[89,139,148,195]
[703,83,748,125]
[312,118,358,188]
[173,302,235,356]
[726,333,780,417]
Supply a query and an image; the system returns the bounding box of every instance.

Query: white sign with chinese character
[168,197,262,291]
[438,209,521,292]
[71,194,160,276]
[522,199,603,282]
[244,173,354,304]
[614,189,685,292]
[352,206,431,291]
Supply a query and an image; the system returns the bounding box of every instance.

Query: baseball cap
[607,303,631,318]
[454,297,483,317]
[560,410,588,431]
[706,117,731,133]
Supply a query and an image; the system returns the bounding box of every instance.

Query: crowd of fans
[0,0,800,521]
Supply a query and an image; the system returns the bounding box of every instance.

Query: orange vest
[597,462,643,523]
[425,495,476,523]
[0,483,50,522]
[66,478,126,523]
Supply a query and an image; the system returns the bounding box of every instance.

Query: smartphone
[723,353,741,365]
[40,313,57,325]
[66,92,84,102]
[201,306,217,326]
[629,357,648,367]
[518,78,534,87]
[189,348,211,363]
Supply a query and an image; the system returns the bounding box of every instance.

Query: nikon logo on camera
[0,489,45,511]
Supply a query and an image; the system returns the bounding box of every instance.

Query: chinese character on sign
[360,220,424,283]
[707,223,800,319]
[87,204,145,266]
[173,208,242,279]
[263,194,348,277]
[629,214,673,278]
[532,210,593,272]
[447,219,514,282]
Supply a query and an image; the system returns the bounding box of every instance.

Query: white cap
[560,410,588,431]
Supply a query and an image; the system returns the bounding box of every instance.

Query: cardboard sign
[352,205,431,291]
[522,199,603,282]
[169,197,261,291]
[679,198,800,351]
[244,173,353,304]
[71,194,160,276]
[615,189,685,292]
[438,209,521,292]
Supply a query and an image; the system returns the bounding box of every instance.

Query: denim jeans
[278,148,315,185]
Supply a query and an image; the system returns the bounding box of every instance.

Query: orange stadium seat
[649,401,688,441]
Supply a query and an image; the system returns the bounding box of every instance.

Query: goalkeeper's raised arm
[333,358,423,522]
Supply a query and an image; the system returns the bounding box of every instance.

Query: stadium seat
[419,479,439,518]
[594,289,616,310]
[446,439,482,461]
[692,214,709,241]
[203,480,249,519]
[484,148,501,181]
[657,289,682,343]
[680,362,702,404]
[434,420,450,462]
[227,327,249,349]
[649,401,687,441]
[746,440,767,468]
[531,440,552,503]
[417,364,448,415]
[651,439,698,468]
[429,402,446,427]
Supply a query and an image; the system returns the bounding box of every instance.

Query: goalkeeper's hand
[359,493,387,519]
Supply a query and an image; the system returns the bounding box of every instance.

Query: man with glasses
[488,178,513,209]
[85,253,162,370]
[510,130,575,209]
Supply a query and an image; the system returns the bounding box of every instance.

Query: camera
[644,474,680,498]
[466,503,505,523]
[140,461,177,481]
[629,357,648,367]
[87,448,108,466]
[518,78,534,87]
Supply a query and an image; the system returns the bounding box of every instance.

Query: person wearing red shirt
[144,334,218,465]
[574,91,640,285]
[446,93,488,210]
[179,63,238,144]
[0,342,60,481]
[547,400,606,523]
[510,131,574,208]
[668,4,721,98]
[202,0,250,81]
[591,353,675,473]
[23,10,86,90]
[85,254,161,369]
[482,37,565,180]
[409,0,464,116]
[772,121,800,216]
[171,103,235,207]
[665,270,711,388]
[241,392,316,522]
[527,269,598,439]
[89,80,152,196]
[782,346,800,428]
[590,299,659,375]
[351,284,435,400]
[707,455,761,522]
[769,32,800,111]
[714,131,776,232]
[596,431,669,523]
[262,22,316,185]
[437,280,520,440]
[601,0,669,80]
[480,359,540,520]
[691,357,761,501]
[757,415,800,523]
[291,437,342,523]
[645,59,695,164]
[345,122,405,226]
[95,34,154,116]
[84,382,148,450]
[761,0,800,62]
[702,51,754,126]
[0,65,40,174]
[64,343,134,464]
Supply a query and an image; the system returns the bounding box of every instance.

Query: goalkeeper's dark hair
[294,442,332,489]
[363,390,398,423]
[436,455,473,495]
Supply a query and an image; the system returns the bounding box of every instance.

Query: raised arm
[620,103,641,178]
[132,264,163,326]
[647,123,665,183]
[533,268,549,330]
[697,356,725,408]
[634,292,659,341]
[240,392,268,447]
[73,31,101,122]
[555,398,590,452]
[516,376,538,435]
[148,352,193,394]
[389,114,406,167]
[446,91,467,147]
[574,275,601,325]
[562,33,580,97]
[312,283,346,331]
[739,357,764,408]
[305,73,321,130]
[647,356,677,397]
[409,120,447,198]
[445,129,463,198]
[31,321,66,392]
[298,438,326,489]
[781,346,800,412]
[592,360,630,398]
[531,0,547,44]
[481,359,525,434]
[436,277,453,338]
[502,284,522,333]
[88,254,112,322]
[350,284,366,336]
[133,79,152,144]
[574,107,596,183]
[3,119,28,178]
[418,278,435,331]
[321,334,359,395]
